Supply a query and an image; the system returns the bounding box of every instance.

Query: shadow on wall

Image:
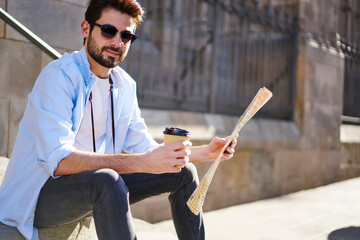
[328,226,360,240]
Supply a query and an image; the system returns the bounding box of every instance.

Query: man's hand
[189,134,238,163]
[143,141,192,174]
[207,134,238,161]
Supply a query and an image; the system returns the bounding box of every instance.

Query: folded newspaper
[187,87,273,215]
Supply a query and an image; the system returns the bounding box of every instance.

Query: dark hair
[83,0,145,44]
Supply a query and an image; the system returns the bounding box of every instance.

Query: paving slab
[155,177,360,240]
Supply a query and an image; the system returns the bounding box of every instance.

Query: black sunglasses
[91,22,138,44]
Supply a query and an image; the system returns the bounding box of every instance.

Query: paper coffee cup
[163,127,191,167]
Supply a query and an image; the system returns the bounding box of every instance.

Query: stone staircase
[0,157,176,240]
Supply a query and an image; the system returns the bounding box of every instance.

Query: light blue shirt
[0,47,158,240]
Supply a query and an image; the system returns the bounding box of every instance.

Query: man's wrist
[189,145,211,163]
[113,152,146,173]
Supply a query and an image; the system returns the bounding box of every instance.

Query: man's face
[84,8,136,68]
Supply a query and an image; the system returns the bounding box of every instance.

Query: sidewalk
[137,177,360,240]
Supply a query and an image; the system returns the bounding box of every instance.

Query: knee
[180,163,199,185]
[169,164,199,199]
[92,168,121,185]
[91,168,128,200]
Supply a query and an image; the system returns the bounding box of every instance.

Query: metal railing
[341,39,360,122]
[122,0,299,119]
[304,31,360,124]
[1,3,300,120]
[0,7,61,59]
[338,1,360,123]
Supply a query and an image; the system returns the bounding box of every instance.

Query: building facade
[0,0,359,222]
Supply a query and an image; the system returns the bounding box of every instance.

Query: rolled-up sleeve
[31,63,76,177]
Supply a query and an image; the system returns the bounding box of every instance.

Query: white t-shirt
[74,77,110,152]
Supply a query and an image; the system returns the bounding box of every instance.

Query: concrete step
[134,219,177,240]
[0,157,176,239]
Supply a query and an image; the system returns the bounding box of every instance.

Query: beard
[87,33,126,68]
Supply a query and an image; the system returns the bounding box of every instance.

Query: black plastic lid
[163,127,190,136]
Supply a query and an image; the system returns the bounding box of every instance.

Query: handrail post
[209,1,219,113]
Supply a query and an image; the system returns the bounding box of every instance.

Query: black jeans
[34,163,204,240]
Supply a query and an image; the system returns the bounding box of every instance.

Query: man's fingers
[164,141,192,151]
[174,156,189,168]
[170,165,183,172]
[222,151,234,160]
[230,139,237,147]
[225,147,235,154]
[171,148,191,158]
[227,135,238,149]
[173,154,189,164]
[169,156,189,171]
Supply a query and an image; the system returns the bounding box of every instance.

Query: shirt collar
[76,47,93,84]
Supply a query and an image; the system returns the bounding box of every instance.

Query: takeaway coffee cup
[163,127,191,167]
[163,127,191,145]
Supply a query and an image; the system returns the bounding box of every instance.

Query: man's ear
[81,20,90,38]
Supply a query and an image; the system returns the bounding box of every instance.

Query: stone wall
[340,125,360,180]
[0,0,85,157]
[0,0,360,224]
